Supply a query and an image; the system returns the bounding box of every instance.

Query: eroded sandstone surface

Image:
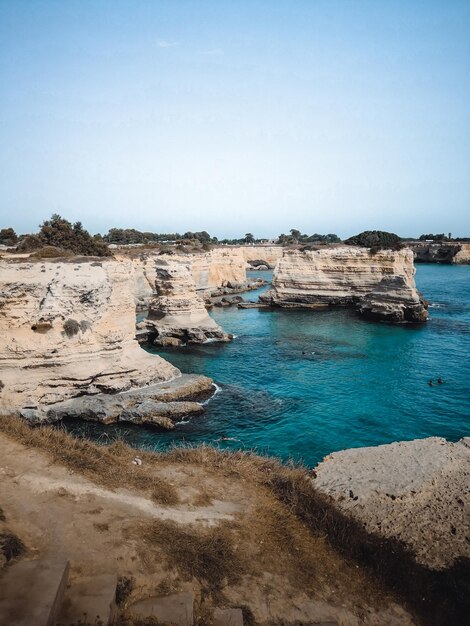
[128,248,248,310]
[262,247,428,322]
[141,257,232,346]
[0,258,213,425]
[410,242,470,264]
[313,437,470,570]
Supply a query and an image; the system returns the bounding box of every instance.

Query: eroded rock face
[358,275,429,322]
[0,258,180,410]
[410,242,470,265]
[241,245,284,268]
[313,437,470,569]
[190,248,247,293]
[129,249,248,310]
[263,247,428,322]
[144,257,232,345]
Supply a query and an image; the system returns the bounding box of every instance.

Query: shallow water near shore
[67,265,470,467]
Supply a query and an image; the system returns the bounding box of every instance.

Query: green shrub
[345,230,402,250]
[31,246,71,258]
[38,214,111,257]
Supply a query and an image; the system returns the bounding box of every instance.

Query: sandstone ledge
[313,437,470,570]
[15,374,214,429]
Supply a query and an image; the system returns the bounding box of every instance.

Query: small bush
[63,319,80,337]
[115,575,135,605]
[31,246,71,259]
[0,531,25,562]
[345,230,402,250]
[16,234,43,253]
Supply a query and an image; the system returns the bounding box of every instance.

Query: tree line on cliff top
[2,215,468,256]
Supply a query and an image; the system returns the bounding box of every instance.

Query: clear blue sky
[1,0,469,238]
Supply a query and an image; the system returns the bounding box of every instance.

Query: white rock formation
[313,437,470,569]
[127,248,248,310]
[144,257,232,345]
[190,248,247,292]
[240,245,284,268]
[263,247,428,322]
[410,242,470,264]
[0,258,209,412]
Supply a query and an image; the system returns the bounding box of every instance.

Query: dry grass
[0,416,180,506]
[139,519,244,594]
[1,418,469,625]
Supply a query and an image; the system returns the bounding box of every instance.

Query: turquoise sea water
[69,265,470,467]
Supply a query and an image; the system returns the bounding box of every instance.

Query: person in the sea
[428,379,433,386]
[215,434,240,442]
[437,377,443,384]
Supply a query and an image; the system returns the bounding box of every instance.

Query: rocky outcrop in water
[358,275,429,322]
[313,437,470,570]
[142,257,232,346]
[262,247,428,322]
[128,248,248,310]
[0,258,213,425]
[409,242,470,264]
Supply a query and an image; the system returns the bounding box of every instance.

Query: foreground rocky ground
[0,418,415,626]
[1,420,469,625]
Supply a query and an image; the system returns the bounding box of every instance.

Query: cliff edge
[0,258,213,426]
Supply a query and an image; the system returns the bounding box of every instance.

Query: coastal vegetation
[16,214,110,257]
[344,229,403,250]
[0,227,18,246]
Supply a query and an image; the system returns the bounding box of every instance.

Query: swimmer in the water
[428,379,433,386]
[437,377,443,384]
[215,434,240,442]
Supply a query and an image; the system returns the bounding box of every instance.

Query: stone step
[213,607,244,626]
[0,558,69,626]
[57,574,117,626]
[129,591,194,626]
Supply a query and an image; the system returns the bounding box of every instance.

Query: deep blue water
[69,265,470,467]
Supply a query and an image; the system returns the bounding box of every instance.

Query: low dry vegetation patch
[139,519,244,593]
[0,530,25,563]
[0,416,179,505]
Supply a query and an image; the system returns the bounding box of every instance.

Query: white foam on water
[202,382,222,406]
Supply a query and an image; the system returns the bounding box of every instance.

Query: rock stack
[143,258,232,346]
[262,247,428,322]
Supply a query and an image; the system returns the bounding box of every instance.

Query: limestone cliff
[128,248,247,310]
[240,245,284,269]
[143,257,232,346]
[313,437,470,570]
[263,247,428,322]
[0,258,212,421]
[410,242,470,264]
[190,248,247,292]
